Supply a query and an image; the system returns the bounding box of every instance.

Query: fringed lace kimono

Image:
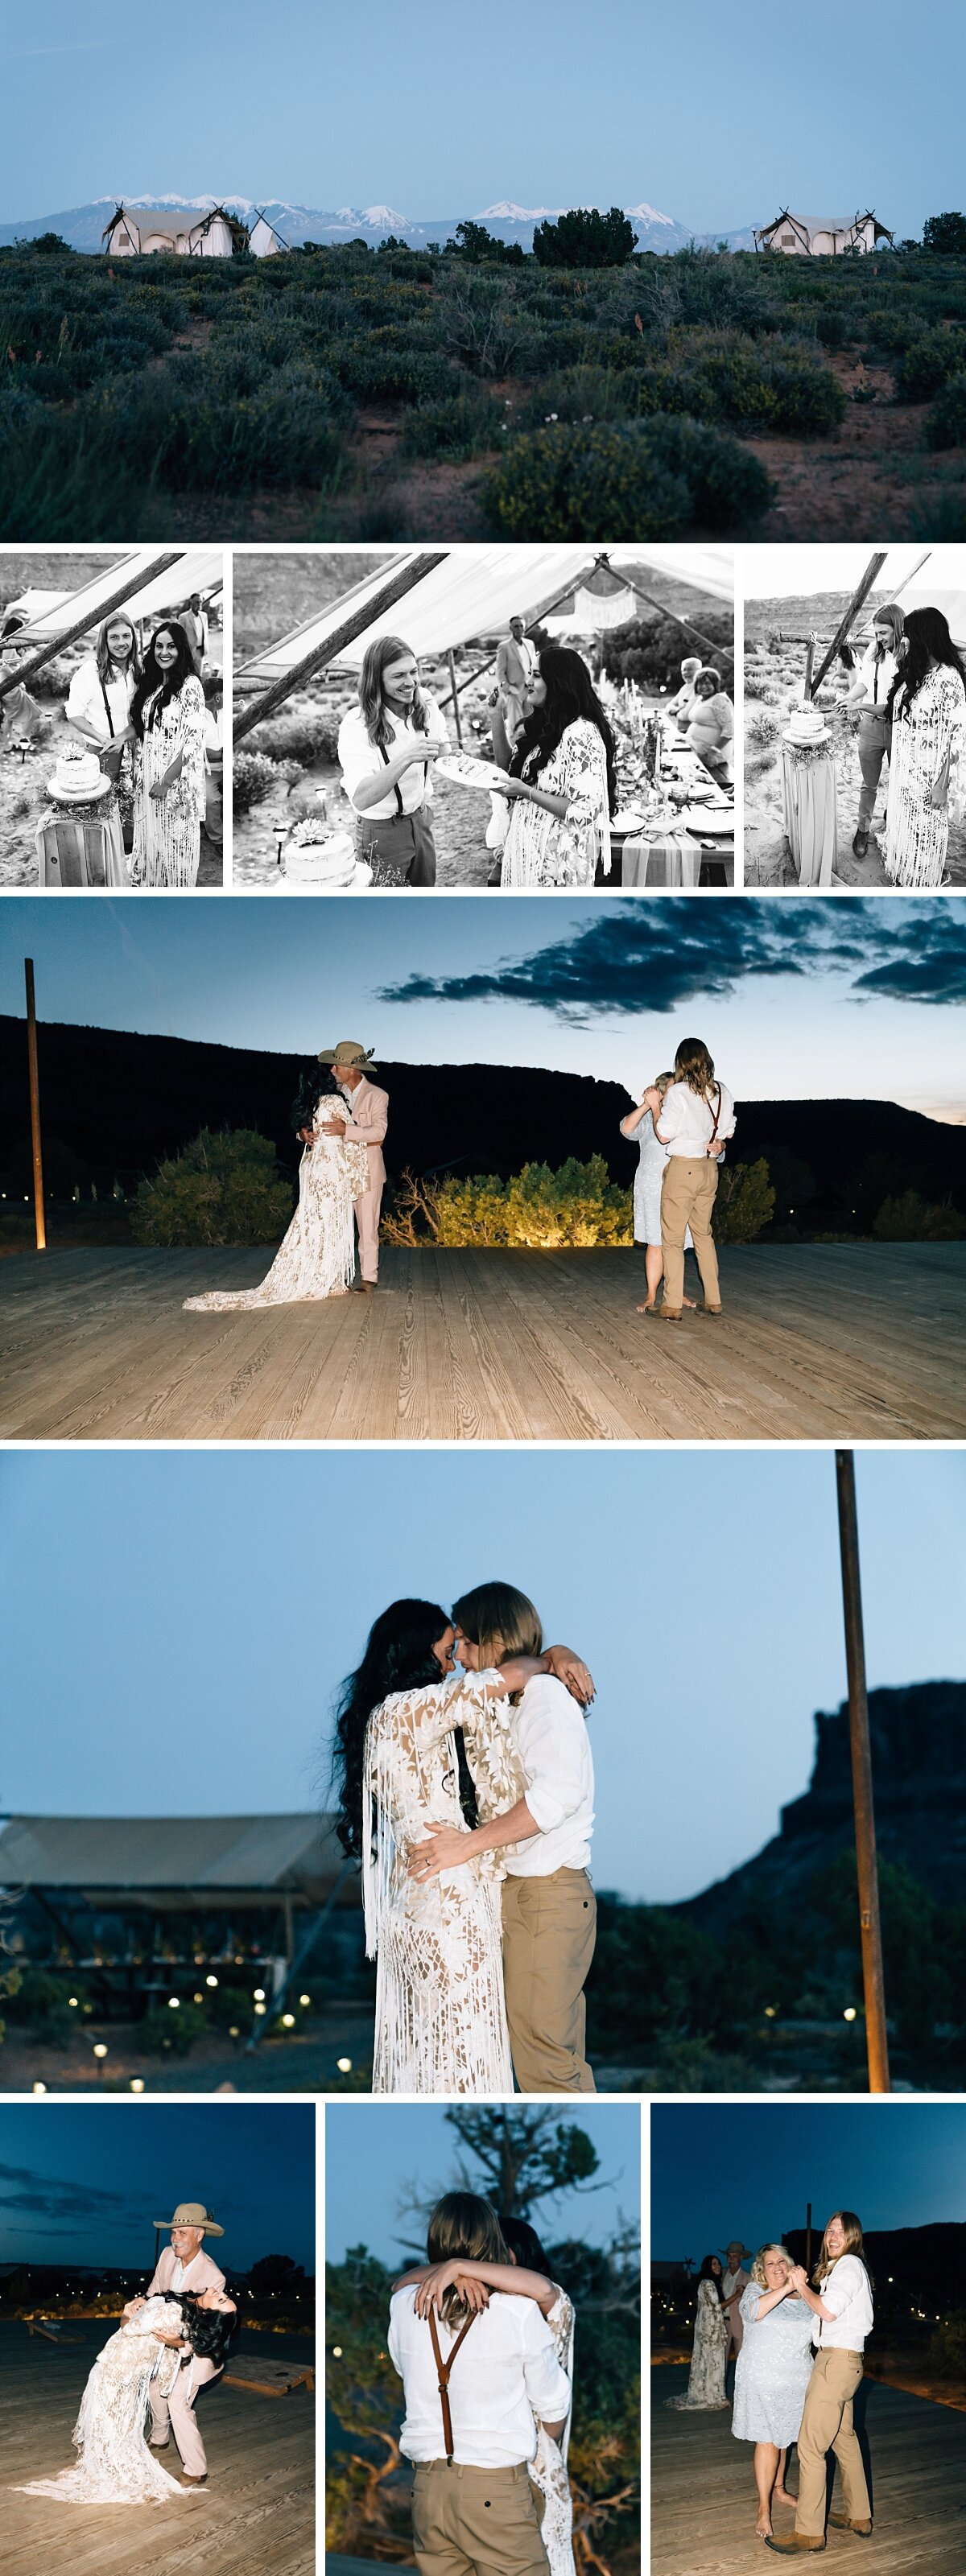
[363,1668,523,2094]
[530,2288,576,2576]
[885,666,966,887]
[130,674,207,888]
[665,2278,729,2412]
[184,1103,369,1311]
[13,2298,188,2504]
[501,719,610,888]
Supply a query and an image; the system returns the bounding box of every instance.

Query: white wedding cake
[788,707,828,744]
[284,824,357,888]
[51,746,110,802]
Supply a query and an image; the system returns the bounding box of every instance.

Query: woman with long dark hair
[491,644,616,888]
[666,2255,730,2411]
[13,2285,236,2504]
[331,1597,592,2094]
[884,605,966,886]
[336,635,450,886]
[130,620,206,887]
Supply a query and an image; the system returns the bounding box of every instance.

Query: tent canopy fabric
[0,1811,342,1894]
[237,544,733,683]
[13,549,224,643]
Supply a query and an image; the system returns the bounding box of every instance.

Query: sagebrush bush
[924,373,966,447]
[873,1190,966,1240]
[435,1157,634,1248]
[634,413,774,529]
[233,750,303,811]
[257,707,341,765]
[400,386,506,457]
[712,1160,776,1243]
[745,707,782,746]
[328,336,452,402]
[130,1128,294,1246]
[895,331,966,399]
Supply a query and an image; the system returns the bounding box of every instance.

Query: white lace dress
[884,666,966,886]
[501,719,609,887]
[530,2288,576,2576]
[13,2298,188,2504]
[665,2279,729,2411]
[363,1668,523,2094]
[184,1100,370,1311]
[130,676,207,888]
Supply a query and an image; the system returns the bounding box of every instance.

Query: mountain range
[0,192,758,255]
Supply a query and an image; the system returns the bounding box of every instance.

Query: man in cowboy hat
[123,2203,227,2485]
[304,1041,389,1294]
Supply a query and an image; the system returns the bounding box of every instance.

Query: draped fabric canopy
[10,548,223,642]
[237,544,733,682]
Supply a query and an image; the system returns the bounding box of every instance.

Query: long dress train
[363,1668,524,2094]
[184,1109,370,1311]
[13,2298,188,2503]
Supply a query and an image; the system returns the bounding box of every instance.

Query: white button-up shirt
[503,1674,595,1877]
[857,641,898,711]
[655,1079,737,1157]
[814,2254,873,2351]
[337,694,449,818]
[389,2286,572,2467]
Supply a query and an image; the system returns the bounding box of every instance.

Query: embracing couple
[332,1581,597,2096]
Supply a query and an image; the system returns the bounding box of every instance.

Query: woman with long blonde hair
[336,634,450,885]
[732,2243,812,2541]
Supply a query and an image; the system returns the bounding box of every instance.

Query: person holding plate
[491,645,617,888]
[337,636,450,887]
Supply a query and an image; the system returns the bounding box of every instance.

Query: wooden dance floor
[2,2323,314,2576]
[651,2364,964,2574]
[1,1242,964,1443]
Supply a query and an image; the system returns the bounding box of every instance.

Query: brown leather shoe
[763,2540,825,2556]
[352,1279,376,1293]
[696,1303,724,1317]
[180,2472,208,2486]
[828,2516,872,2535]
[645,1304,682,1322]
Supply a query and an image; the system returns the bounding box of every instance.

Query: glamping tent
[250,210,290,257]
[754,210,894,256]
[102,203,237,258]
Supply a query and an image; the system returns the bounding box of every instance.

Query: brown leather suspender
[427,2307,477,2462]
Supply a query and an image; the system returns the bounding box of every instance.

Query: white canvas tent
[2,587,70,628]
[250,212,289,258]
[12,548,223,643]
[238,545,733,686]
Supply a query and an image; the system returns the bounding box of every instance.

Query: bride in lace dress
[331,1599,593,2096]
[184,1083,369,1312]
[666,2257,730,2412]
[12,2293,234,2504]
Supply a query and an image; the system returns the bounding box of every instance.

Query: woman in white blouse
[844,603,903,859]
[64,614,141,849]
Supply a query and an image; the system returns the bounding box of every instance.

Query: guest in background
[844,602,904,857]
[493,616,536,738]
[685,669,734,784]
[181,593,208,673]
[669,655,702,722]
[722,2239,752,2388]
[666,2257,729,2411]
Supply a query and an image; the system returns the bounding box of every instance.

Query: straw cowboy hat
[152,2202,225,2237]
[317,1040,378,1072]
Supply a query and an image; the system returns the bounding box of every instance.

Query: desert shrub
[745,707,782,747]
[923,213,966,253]
[895,331,966,399]
[400,385,506,458]
[481,420,691,538]
[601,608,734,694]
[873,1189,966,1240]
[328,336,452,402]
[258,707,341,765]
[435,276,534,377]
[633,413,774,529]
[924,373,966,447]
[712,1160,775,1243]
[533,207,636,268]
[129,1128,295,1247]
[2,1968,93,2043]
[387,1157,633,1248]
[640,332,847,433]
[140,2000,209,2057]
[931,2312,966,2376]
[233,749,303,811]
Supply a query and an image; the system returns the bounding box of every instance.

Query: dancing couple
[331,1581,597,2096]
[621,1037,736,1321]
[64,614,207,884]
[184,1039,387,1313]
[13,2201,236,2504]
[390,2191,576,2576]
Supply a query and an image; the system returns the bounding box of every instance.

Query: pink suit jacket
[340,1077,388,1187]
[147,2245,226,2298]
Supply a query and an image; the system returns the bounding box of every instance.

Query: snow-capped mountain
[0,194,752,255]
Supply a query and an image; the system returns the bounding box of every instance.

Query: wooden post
[0,551,185,704]
[806,2203,812,2275]
[24,958,46,1252]
[233,552,449,743]
[809,554,888,699]
[834,1451,890,2093]
[803,637,815,701]
[447,649,464,749]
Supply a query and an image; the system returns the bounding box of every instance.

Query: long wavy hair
[173,2292,237,2366]
[510,645,617,817]
[358,634,431,753]
[130,621,197,736]
[427,2193,510,2323]
[697,2253,725,2302]
[331,1598,451,1861]
[94,614,140,689]
[815,2211,865,2287]
[869,602,905,652]
[887,606,966,720]
[291,1063,339,1135]
[673,1038,716,1098]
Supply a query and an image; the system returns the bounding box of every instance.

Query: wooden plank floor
[651,2364,966,2573]
[2,2324,314,2576]
[1,1243,964,1443]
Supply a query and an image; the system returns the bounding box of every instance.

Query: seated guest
[669,655,702,721]
[685,669,734,784]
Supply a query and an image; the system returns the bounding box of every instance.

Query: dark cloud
[378,899,966,1021]
[0,2157,137,2219]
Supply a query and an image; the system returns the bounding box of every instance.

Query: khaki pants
[795,2349,869,2537]
[411,2459,548,2576]
[354,1174,383,1283]
[502,1869,597,2093]
[660,1156,721,1313]
[149,2355,220,2477]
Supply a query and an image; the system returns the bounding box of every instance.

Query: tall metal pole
[24,958,46,1253]
[834,1451,890,2092]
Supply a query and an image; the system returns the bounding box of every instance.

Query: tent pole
[0,551,185,703]
[803,637,815,699]
[834,1449,890,2095]
[808,554,888,699]
[447,650,464,748]
[233,552,449,744]
[24,958,46,1253]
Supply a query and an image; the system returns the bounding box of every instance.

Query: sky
[325,2101,639,2265]
[0,3,962,241]
[2,1449,963,1905]
[651,2102,966,2258]
[742,545,966,603]
[0,2100,314,2269]
[2,895,965,1123]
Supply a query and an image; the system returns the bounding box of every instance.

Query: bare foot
[755,2520,773,2541]
[773,2489,797,2508]
[682,1295,697,1309]
[636,1300,656,1313]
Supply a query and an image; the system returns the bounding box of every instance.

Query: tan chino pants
[411,2459,548,2576]
[660,1156,721,1313]
[502,1869,597,2093]
[795,2349,870,2537]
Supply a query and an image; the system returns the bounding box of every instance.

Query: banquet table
[621,828,704,887]
[780,737,836,888]
[35,798,127,888]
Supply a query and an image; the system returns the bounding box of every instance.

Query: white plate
[680,807,733,837]
[436,753,510,792]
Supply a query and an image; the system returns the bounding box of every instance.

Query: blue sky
[1,1449,962,1904]
[651,2102,966,2258]
[2,896,964,1121]
[0,2100,314,2269]
[0,4,961,240]
[325,2102,638,2265]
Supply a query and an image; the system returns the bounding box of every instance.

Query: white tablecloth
[35,803,127,888]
